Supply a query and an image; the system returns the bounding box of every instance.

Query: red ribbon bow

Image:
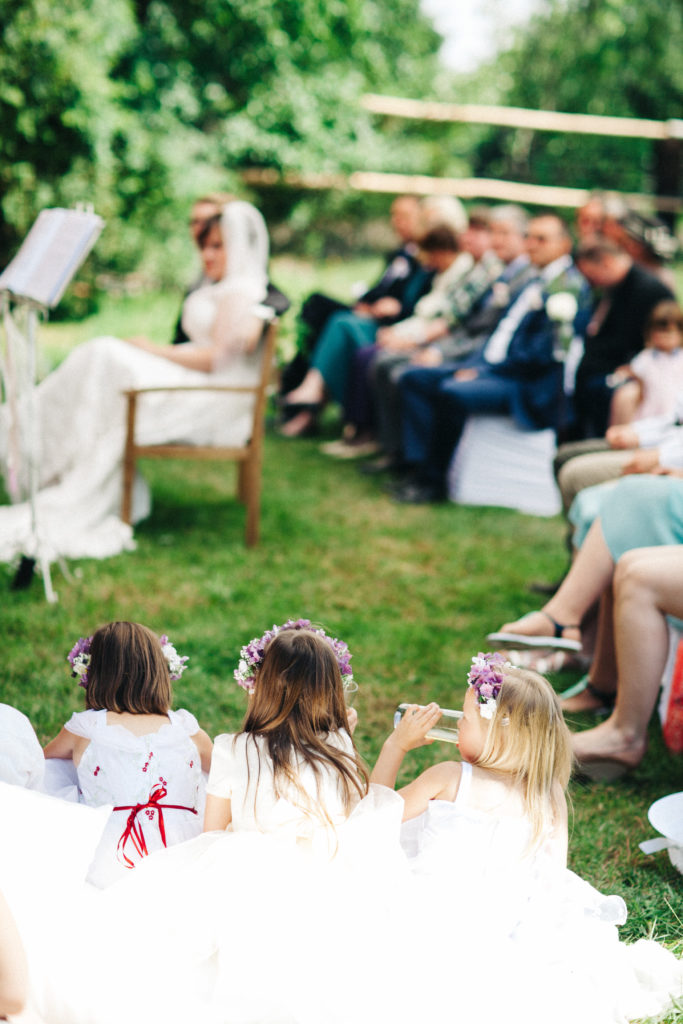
[113,782,198,869]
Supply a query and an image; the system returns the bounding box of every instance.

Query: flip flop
[487,611,582,652]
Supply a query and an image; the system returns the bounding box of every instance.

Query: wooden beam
[241,167,682,213]
[361,93,683,142]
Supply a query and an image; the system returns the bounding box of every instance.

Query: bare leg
[496,517,616,644]
[572,546,683,767]
[282,368,325,405]
[279,368,326,437]
[561,588,616,712]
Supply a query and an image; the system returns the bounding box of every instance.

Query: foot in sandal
[487,610,582,652]
[571,719,647,781]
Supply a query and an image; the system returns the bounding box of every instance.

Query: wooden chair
[120,320,277,547]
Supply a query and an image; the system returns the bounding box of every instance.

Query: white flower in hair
[479,699,497,720]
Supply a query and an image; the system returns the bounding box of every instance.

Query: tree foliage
[472,0,683,196]
[0,0,442,279]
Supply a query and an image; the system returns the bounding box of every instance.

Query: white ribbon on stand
[0,297,59,601]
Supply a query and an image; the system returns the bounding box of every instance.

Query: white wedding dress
[0,201,271,564]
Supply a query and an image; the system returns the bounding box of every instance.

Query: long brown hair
[241,629,368,825]
[85,622,172,715]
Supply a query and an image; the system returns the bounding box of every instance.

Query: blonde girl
[373,652,571,859]
[371,653,683,1024]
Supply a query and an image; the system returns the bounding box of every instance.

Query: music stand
[0,207,104,601]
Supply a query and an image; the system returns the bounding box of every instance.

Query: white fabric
[389,251,473,342]
[400,761,683,1024]
[0,201,270,564]
[208,731,354,850]
[0,733,433,1024]
[42,708,205,887]
[629,347,683,421]
[448,414,561,516]
[0,703,45,789]
[1,733,682,1023]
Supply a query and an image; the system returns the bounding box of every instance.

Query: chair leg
[243,459,262,547]
[237,461,247,504]
[121,394,137,524]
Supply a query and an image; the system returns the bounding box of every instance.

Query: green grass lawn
[1,259,682,1020]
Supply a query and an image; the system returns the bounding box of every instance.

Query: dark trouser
[400,367,520,491]
[574,371,613,440]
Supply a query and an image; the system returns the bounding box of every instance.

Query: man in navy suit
[391,214,589,503]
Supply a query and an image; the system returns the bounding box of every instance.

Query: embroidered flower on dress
[467,652,508,719]
[234,618,354,694]
[67,633,188,688]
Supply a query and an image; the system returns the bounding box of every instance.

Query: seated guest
[389,214,588,503]
[612,209,678,290]
[360,204,534,474]
[572,236,674,439]
[574,193,606,242]
[280,220,470,438]
[561,543,683,772]
[555,300,683,511]
[608,298,683,425]
[280,195,430,394]
[487,474,683,776]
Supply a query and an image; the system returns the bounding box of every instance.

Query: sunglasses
[650,318,683,331]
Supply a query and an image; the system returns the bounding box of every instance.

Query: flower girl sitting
[43,621,212,887]
[372,653,683,1024]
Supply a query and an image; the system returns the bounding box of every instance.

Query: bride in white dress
[0,200,272,564]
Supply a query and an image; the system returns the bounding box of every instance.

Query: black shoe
[11,555,36,590]
[359,454,408,476]
[391,482,445,505]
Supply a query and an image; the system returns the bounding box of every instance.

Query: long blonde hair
[241,629,368,827]
[472,664,573,847]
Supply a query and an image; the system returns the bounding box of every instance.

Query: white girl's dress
[49,708,206,887]
[2,737,682,1024]
[401,761,683,1024]
[0,730,430,1024]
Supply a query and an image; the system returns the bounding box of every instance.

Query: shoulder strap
[453,760,472,808]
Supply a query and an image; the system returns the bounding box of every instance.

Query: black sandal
[560,676,615,714]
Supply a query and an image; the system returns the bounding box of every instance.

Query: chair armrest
[123,384,260,397]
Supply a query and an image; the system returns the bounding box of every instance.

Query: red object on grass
[663,639,683,754]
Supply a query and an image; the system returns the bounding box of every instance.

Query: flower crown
[234,618,353,694]
[68,634,188,688]
[468,652,508,720]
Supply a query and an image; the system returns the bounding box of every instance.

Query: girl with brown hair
[44,621,212,886]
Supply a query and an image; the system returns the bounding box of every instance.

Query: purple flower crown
[467,652,507,720]
[68,634,188,688]
[234,618,353,694]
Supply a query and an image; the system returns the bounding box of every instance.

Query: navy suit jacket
[463,264,590,430]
